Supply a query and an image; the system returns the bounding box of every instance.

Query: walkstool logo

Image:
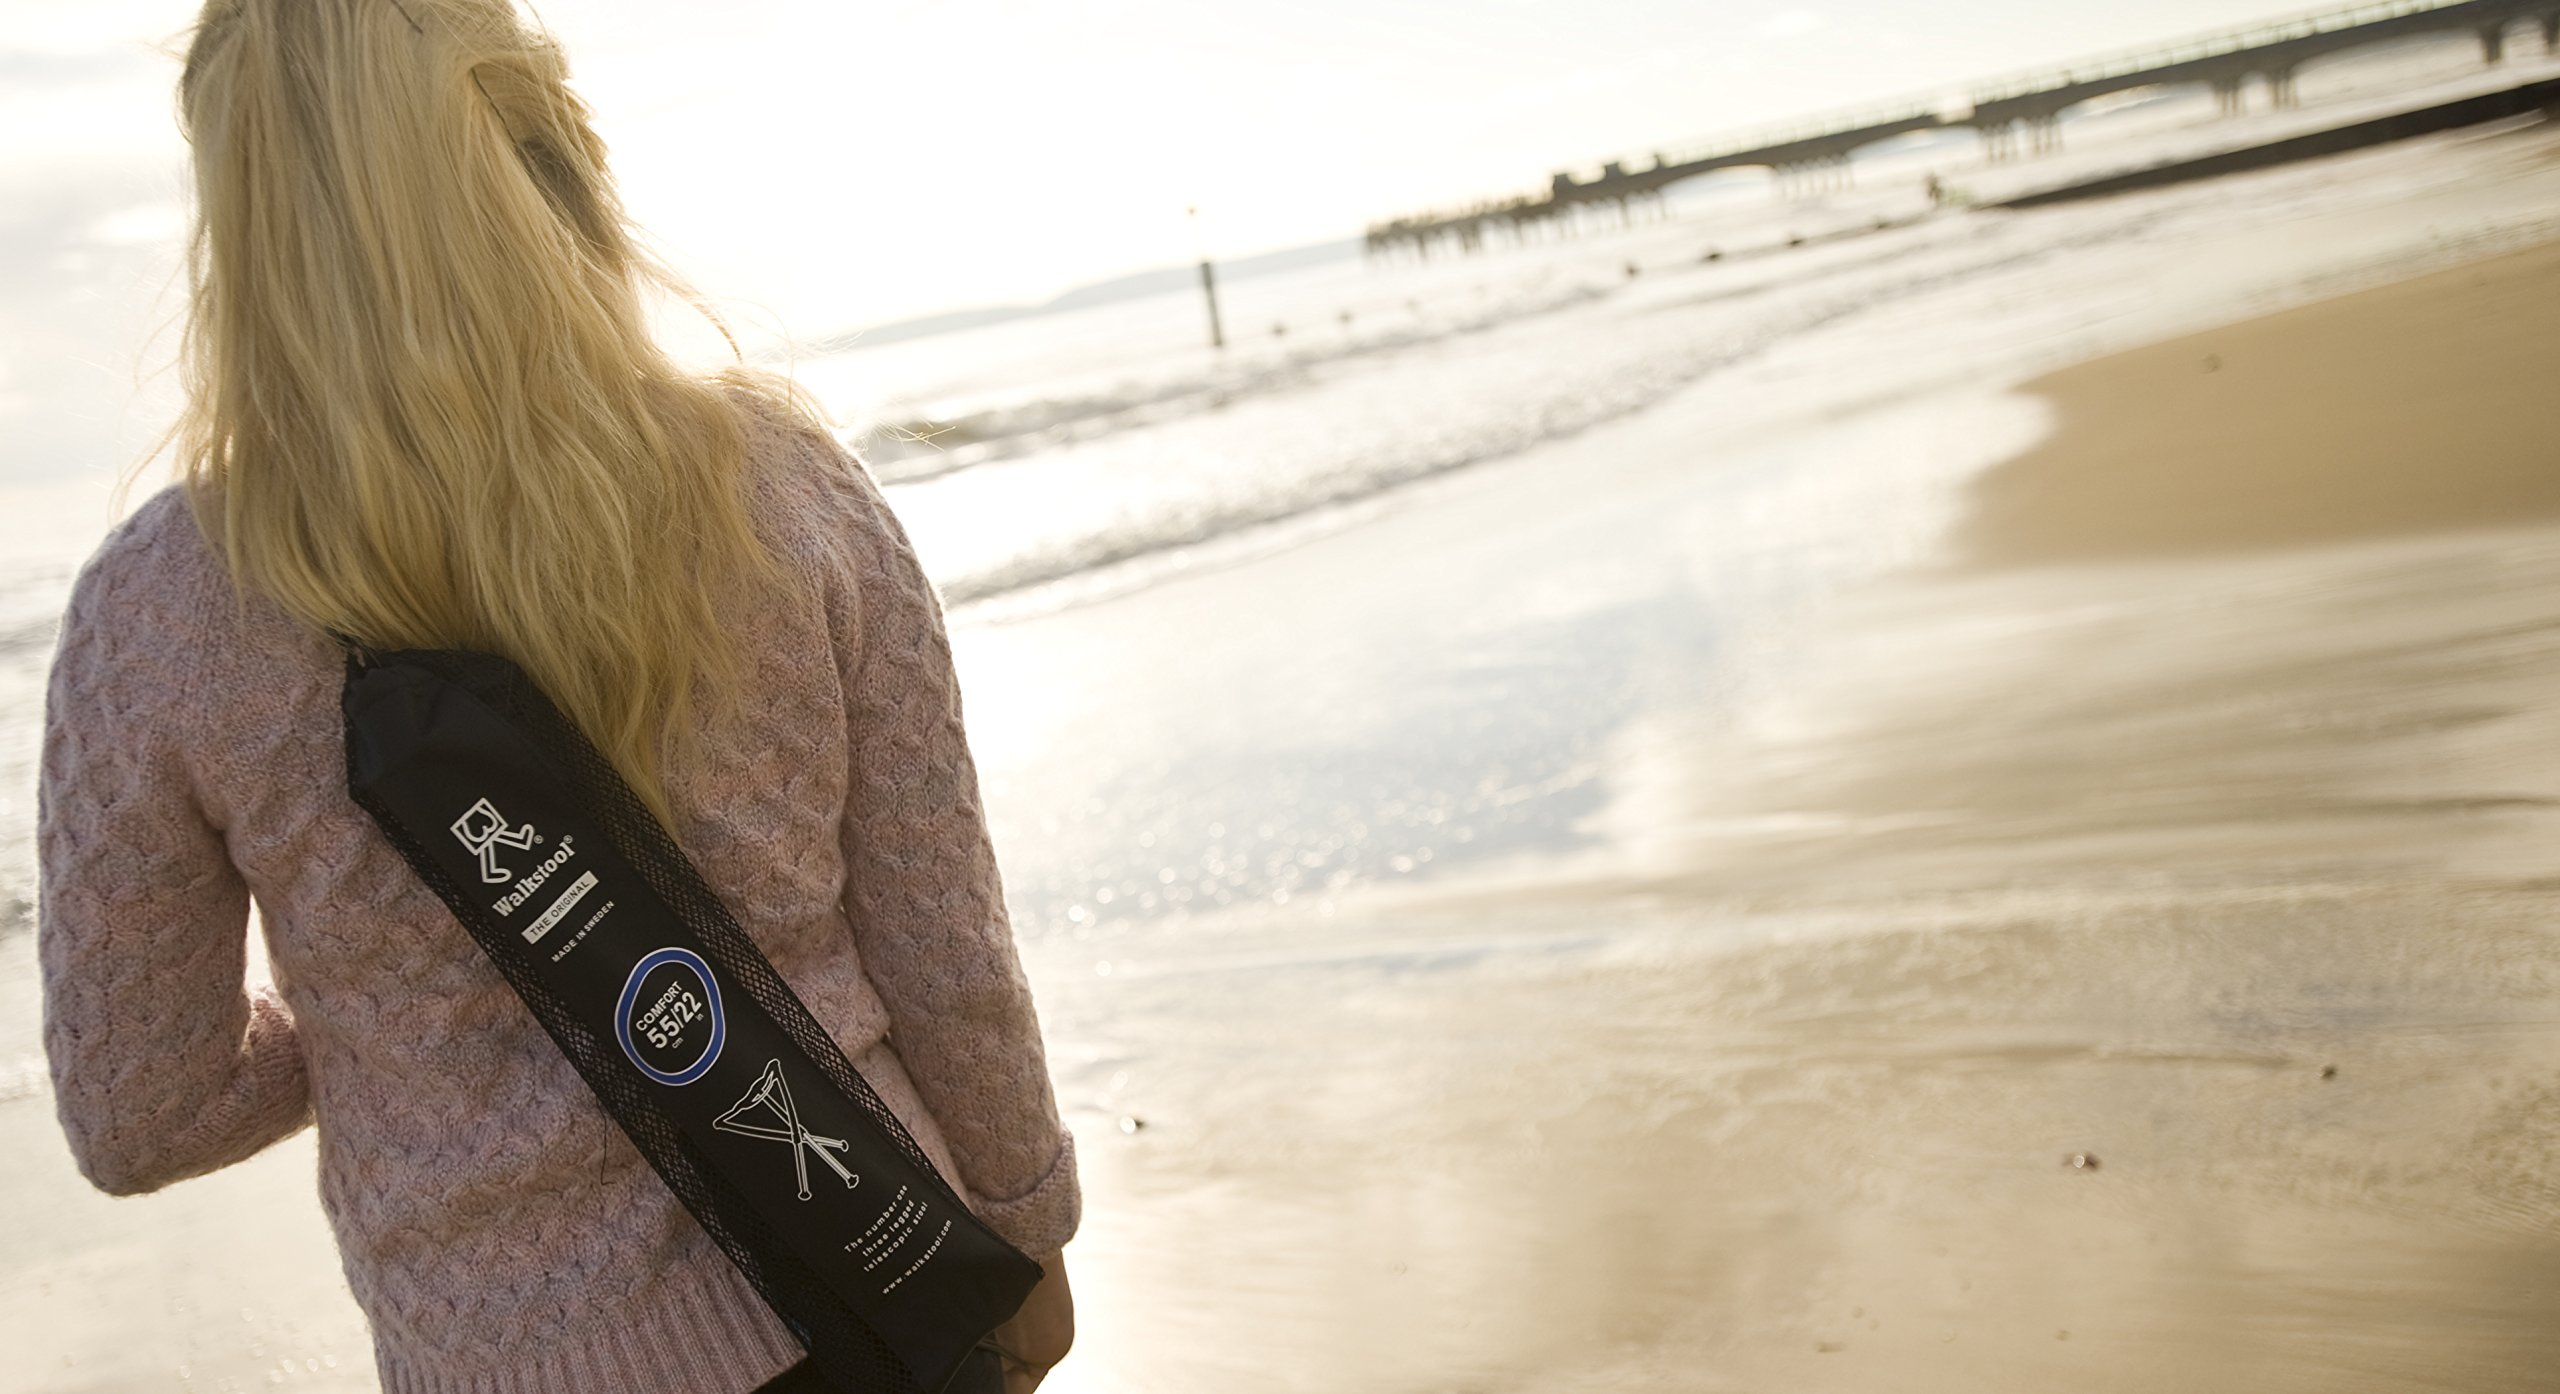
[451,798,538,885]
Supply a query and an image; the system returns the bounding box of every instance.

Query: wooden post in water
[1189,205,1225,351]
[1198,258,1225,350]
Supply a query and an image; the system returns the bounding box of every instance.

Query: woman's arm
[36,532,313,1196]
[819,440,1081,1260]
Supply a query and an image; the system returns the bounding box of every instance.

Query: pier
[1366,0,2560,258]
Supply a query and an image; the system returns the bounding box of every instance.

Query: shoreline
[1046,234,2560,1392]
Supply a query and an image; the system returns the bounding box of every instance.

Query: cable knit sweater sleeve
[37,509,313,1196]
[812,435,1080,1260]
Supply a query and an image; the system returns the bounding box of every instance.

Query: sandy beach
[1015,228,2560,1393]
[9,118,2560,1393]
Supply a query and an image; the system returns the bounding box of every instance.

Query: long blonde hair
[174,0,813,823]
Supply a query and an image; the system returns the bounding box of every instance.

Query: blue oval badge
[616,946,725,1086]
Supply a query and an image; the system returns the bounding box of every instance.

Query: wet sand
[0,1112,373,1392]
[1049,886,2560,1394]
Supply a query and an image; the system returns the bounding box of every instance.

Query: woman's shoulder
[716,376,899,562]
[48,484,240,750]
[62,484,230,644]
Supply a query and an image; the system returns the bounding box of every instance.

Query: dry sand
[1955,237,2560,566]
[1043,240,2560,1393]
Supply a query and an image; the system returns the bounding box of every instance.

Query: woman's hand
[990,1253,1074,1392]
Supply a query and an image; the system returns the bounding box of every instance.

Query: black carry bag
[340,644,1043,1394]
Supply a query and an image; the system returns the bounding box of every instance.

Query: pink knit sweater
[36,401,1078,1394]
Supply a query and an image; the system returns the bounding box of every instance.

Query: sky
[0,0,2385,483]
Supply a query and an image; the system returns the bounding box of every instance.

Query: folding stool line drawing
[713,1058,859,1201]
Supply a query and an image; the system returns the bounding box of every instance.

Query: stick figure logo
[716,1059,860,1201]
[450,797,539,885]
